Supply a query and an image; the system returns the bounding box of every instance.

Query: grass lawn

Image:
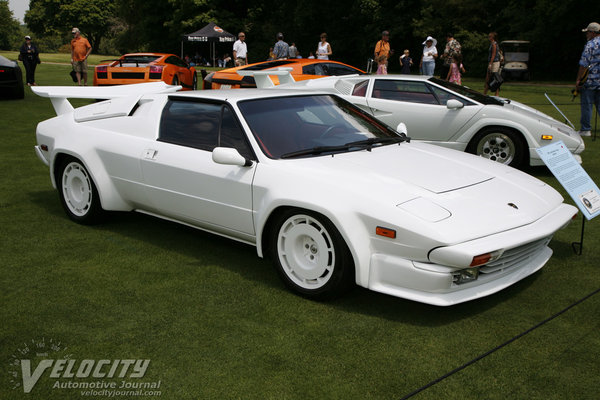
[1,55,599,399]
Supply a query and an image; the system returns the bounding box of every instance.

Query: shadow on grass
[28,189,544,326]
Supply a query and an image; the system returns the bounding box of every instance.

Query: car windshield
[429,77,504,105]
[238,95,405,159]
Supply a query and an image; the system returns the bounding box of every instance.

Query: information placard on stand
[536,141,599,254]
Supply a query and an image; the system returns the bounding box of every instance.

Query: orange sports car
[203,59,366,89]
[94,53,197,90]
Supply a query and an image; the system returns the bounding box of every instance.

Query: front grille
[111,72,145,79]
[480,236,552,275]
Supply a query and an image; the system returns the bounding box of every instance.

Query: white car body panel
[33,84,578,306]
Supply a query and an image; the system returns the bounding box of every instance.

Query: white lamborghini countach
[32,82,577,306]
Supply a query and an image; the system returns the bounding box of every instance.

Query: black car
[0,55,24,99]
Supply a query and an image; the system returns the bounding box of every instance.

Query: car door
[140,98,257,238]
[165,56,191,87]
[365,78,481,142]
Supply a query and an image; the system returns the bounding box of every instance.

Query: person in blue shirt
[273,33,289,60]
[577,22,600,137]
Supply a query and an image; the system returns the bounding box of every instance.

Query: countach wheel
[172,76,179,86]
[56,157,103,224]
[467,127,526,168]
[269,210,355,300]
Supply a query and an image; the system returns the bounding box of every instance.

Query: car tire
[192,73,197,90]
[467,127,526,168]
[56,157,104,224]
[269,209,355,300]
[172,76,179,86]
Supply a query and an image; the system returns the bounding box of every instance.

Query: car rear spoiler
[31,82,181,116]
[236,67,295,88]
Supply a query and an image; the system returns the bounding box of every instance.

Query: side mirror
[212,147,253,167]
[446,99,464,110]
[396,122,408,135]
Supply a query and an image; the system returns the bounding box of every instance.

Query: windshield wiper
[280,136,410,159]
[280,144,353,159]
[346,136,409,150]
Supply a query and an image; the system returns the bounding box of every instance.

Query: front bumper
[367,203,577,306]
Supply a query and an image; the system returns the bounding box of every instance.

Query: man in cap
[576,22,600,136]
[70,27,92,86]
[374,30,393,66]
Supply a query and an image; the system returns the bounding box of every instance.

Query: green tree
[25,0,116,52]
[0,0,21,50]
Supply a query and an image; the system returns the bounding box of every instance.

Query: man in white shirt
[233,32,248,66]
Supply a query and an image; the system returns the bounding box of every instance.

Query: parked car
[262,73,584,169]
[94,53,197,90]
[32,83,577,306]
[203,59,365,89]
[501,40,530,80]
[0,55,24,99]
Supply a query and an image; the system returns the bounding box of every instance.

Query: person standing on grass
[374,30,393,68]
[576,22,600,137]
[19,35,40,86]
[273,32,289,60]
[484,32,501,96]
[233,32,248,66]
[70,27,92,86]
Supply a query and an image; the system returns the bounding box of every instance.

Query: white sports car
[32,83,577,306]
[255,73,585,169]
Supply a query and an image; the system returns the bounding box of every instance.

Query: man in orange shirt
[70,27,92,86]
[374,30,393,67]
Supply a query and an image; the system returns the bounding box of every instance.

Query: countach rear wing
[31,82,181,116]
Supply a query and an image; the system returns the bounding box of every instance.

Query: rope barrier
[399,287,600,400]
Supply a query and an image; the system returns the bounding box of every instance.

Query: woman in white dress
[316,33,332,60]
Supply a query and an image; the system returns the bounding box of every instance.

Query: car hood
[0,55,17,68]
[275,142,564,244]
[494,98,576,134]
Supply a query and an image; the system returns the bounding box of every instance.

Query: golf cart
[500,40,530,80]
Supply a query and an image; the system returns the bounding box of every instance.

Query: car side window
[165,56,187,67]
[159,99,254,159]
[327,64,360,76]
[219,107,254,159]
[159,100,220,151]
[372,80,438,105]
[302,64,316,75]
[428,85,474,106]
[351,80,369,97]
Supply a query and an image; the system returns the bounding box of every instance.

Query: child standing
[399,49,412,74]
[446,54,466,84]
[376,55,387,75]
